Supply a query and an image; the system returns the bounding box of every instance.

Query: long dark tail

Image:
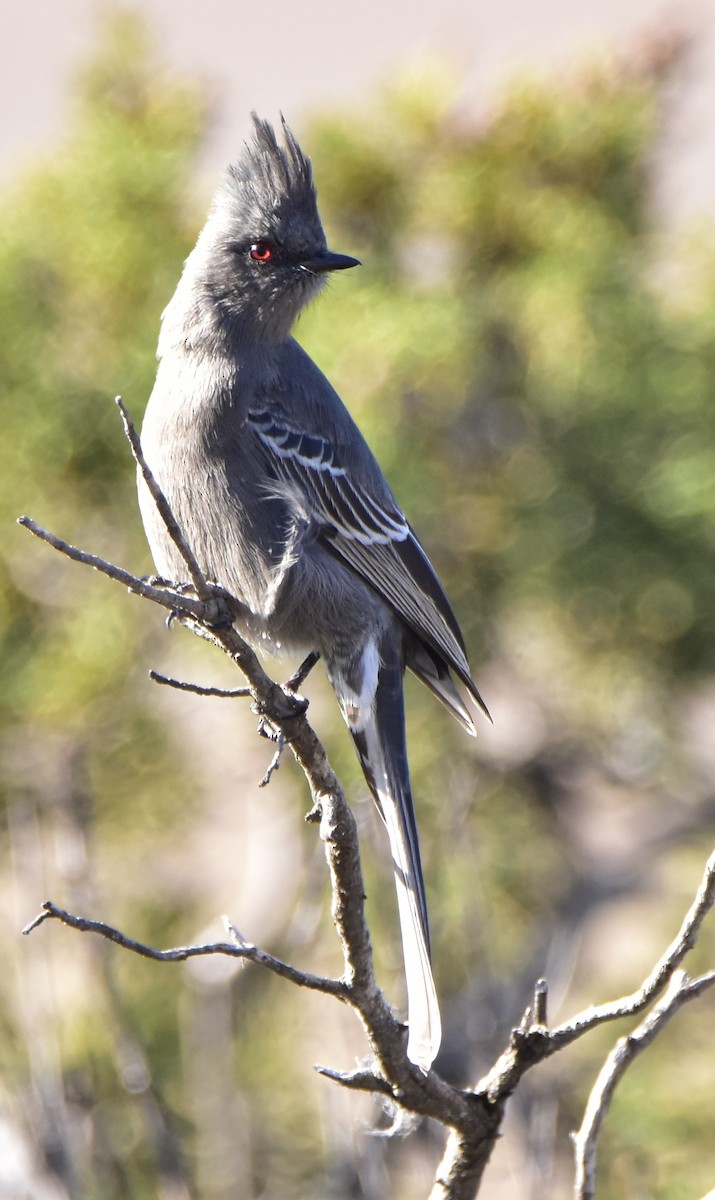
[335,637,441,1072]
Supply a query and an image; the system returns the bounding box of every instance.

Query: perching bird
[138,115,487,1072]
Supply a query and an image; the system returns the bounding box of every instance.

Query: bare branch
[573,967,715,1199]
[23,900,349,998]
[116,396,210,600]
[551,848,715,1048]
[257,728,286,788]
[20,487,479,1125]
[315,1064,395,1096]
[474,851,715,1114]
[284,650,321,692]
[149,669,251,698]
[20,406,715,1200]
[18,515,211,622]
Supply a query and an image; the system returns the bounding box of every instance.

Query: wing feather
[248,409,488,718]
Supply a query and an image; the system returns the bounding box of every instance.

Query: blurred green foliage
[306,53,715,705]
[2,13,715,1199]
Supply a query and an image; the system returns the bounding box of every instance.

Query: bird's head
[188,115,359,346]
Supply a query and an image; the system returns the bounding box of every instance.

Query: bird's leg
[284,650,320,692]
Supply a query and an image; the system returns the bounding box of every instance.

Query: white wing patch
[248,408,410,548]
[249,409,346,476]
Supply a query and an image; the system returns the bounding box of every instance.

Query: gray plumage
[139,115,487,1072]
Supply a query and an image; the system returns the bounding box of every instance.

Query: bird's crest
[220,114,319,233]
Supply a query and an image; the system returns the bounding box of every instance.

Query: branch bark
[23,901,349,997]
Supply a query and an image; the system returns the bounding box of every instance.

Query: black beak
[300,249,361,273]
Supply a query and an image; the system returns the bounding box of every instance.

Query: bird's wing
[247,407,488,719]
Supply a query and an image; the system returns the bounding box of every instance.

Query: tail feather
[405,635,490,731]
[346,641,442,1072]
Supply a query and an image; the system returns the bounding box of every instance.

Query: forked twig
[573,966,715,1199]
[23,900,348,997]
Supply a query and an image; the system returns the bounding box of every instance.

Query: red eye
[250,241,273,262]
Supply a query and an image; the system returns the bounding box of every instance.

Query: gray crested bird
[139,115,488,1072]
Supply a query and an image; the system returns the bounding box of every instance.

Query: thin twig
[258,730,286,787]
[550,848,715,1047]
[17,516,209,621]
[115,396,210,600]
[149,669,251,698]
[476,851,715,1105]
[23,900,349,998]
[315,1065,395,1096]
[285,650,321,692]
[533,978,548,1027]
[573,967,715,1199]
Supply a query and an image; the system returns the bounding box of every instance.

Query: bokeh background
[2,4,715,1198]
